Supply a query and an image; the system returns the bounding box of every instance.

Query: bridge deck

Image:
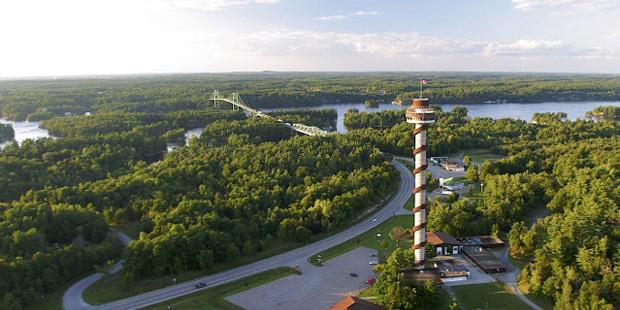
[209,92,332,137]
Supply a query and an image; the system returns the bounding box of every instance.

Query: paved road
[64,159,413,310]
[64,232,132,310]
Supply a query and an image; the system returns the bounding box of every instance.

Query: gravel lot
[226,247,378,310]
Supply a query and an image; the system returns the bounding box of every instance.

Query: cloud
[318,10,379,21]
[511,0,616,11]
[165,0,279,11]
[238,30,617,59]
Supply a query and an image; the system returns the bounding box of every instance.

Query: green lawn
[142,267,296,310]
[453,148,505,166]
[403,196,413,212]
[452,282,530,310]
[309,215,413,266]
[358,285,454,309]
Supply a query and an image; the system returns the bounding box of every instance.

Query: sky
[0,0,619,77]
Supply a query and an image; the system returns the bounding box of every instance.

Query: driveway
[226,247,378,310]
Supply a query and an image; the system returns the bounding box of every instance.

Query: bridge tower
[406,98,436,267]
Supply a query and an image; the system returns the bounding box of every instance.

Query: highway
[63,159,413,309]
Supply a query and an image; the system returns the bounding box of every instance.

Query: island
[0,123,14,143]
[364,99,378,108]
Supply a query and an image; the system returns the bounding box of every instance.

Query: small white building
[439,177,465,191]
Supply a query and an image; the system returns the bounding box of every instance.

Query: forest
[1,72,620,121]
[0,74,619,309]
[0,101,397,308]
[0,124,13,143]
[345,107,619,309]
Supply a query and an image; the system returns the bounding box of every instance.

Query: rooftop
[427,231,460,246]
[329,295,384,310]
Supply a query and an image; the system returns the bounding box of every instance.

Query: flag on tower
[420,79,428,84]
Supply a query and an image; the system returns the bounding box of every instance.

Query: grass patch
[358,285,454,309]
[452,282,530,310]
[142,267,296,310]
[453,148,505,166]
[309,215,413,266]
[403,196,413,212]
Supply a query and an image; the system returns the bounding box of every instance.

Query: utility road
[63,159,413,310]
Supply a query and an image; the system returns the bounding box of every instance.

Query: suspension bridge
[209,90,332,137]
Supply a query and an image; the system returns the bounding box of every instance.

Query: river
[265,101,620,133]
[2,101,619,145]
[0,119,52,149]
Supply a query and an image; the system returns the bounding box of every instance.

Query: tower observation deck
[406,98,436,267]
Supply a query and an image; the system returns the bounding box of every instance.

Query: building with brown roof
[427,231,462,256]
[329,295,384,310]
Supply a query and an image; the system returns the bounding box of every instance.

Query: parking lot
[427,163,465,179]
[226,247,378,310]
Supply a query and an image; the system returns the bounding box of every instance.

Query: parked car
[365,278,376,285]
[369,260,379,265]
[194,282,207,289]
[369,253,377,257]
[349,272,358,277]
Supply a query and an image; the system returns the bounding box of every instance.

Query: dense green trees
[0,123,13,143]
[587,105,620,120]
[368,109,618,308]
[112,134,397,278]
[270,109,337,129]
[11,117,396,280]
[373,248,440,309]
[0,73,618,308]
[1,73,619,121]
[0,202,123,309]
[344,110,404,130]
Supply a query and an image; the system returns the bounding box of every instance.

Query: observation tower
[406,98,436,267]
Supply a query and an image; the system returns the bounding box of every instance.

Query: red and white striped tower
[406,98,436,267]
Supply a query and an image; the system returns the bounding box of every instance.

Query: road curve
[64,232,131,310]
[65,159,413,310]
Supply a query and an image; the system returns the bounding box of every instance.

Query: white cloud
[239,30,617,60]
[165,0,279,11]
[512,0,616,11]
[318,10,379,21]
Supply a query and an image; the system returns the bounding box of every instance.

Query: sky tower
[406,95,436,267]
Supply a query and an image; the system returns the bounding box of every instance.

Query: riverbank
[266,100,620,133]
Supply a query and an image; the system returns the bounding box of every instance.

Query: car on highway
[371,218,378,222]
[194,282,207,289]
